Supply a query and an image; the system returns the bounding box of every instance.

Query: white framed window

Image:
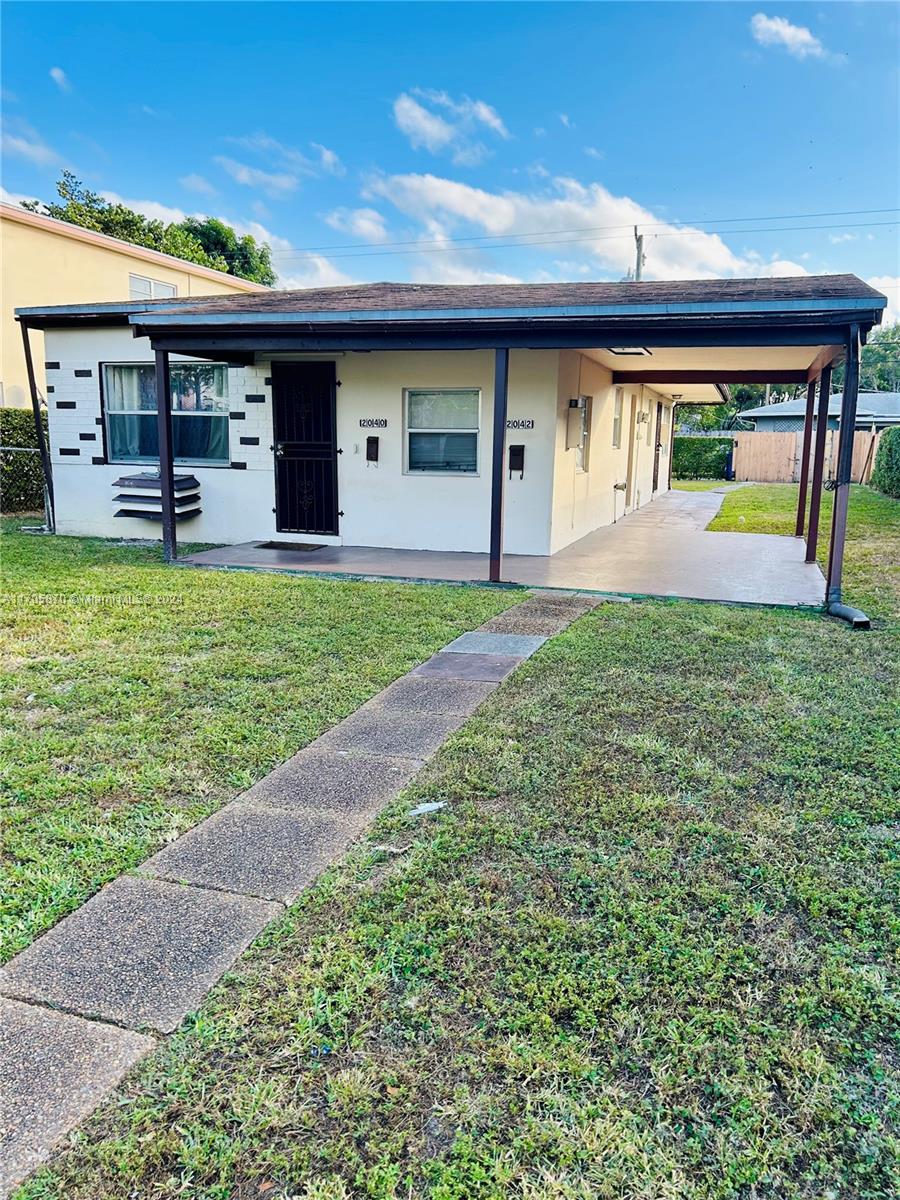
[612,388,624,448]
[405,387,480,474]
[103,362,229,466]
[129,273,177,301]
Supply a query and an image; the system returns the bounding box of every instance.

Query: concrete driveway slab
[0,998,154,1199]
[0,876,278,1033]
[141,803,351,903]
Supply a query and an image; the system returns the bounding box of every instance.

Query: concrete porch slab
[141,803,351,903]
[0,998,154,1198]
[0,876,279,1033]
[179,490,824,607]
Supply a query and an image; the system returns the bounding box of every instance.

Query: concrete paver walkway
[0,590,603,1196]
[181,488,825,608]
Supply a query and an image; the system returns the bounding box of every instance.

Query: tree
[833,323,900,394]
[178,217,276,287]
[22,172,274,286]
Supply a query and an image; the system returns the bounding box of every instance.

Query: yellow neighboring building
[0,201,267,408]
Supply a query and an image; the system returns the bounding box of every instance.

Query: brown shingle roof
[153,274,885,318]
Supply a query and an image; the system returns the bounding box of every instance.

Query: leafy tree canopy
[21,172,275,286]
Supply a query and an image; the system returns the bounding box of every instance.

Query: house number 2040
[506,418,535,430]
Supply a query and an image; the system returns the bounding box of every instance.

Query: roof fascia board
[142,324,857,354]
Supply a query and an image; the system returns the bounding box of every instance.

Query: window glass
[612,388,623,448]
[406,388,479,474]
[129,273,177,301]
[104,363,229,466]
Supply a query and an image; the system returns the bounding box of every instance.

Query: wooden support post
[826,326,860,603]
[19,320,55,531]
[154,348,177,563]
[489,347,510,583]
[805,363,831,564]
[794,378,817,537]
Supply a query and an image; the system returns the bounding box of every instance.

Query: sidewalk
[0,590,609,1196]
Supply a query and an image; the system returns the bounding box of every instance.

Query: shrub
[871,426,900,498]
[1,407,48,512]
[672,435,733,480]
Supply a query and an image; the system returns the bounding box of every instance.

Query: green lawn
[710,483,900,618]
[0,522,514,960]
[16,494,899,1197]
[671,478,729,491]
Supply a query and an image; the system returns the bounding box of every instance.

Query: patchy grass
[0,522,515,960]
[671,478,729,491]
[18,501,899,1197]
[710,484,900,618]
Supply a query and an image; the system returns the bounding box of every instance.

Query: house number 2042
[506,418,535,430]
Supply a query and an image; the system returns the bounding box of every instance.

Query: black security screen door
[272,362,339,535]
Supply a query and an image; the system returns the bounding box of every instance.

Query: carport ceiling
[580,343,843,403]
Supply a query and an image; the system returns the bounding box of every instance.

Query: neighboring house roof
[742,392,900,423]
[0,202,267,292]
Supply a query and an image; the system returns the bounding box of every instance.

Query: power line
[268,206,900,260]
[270,219,898,262]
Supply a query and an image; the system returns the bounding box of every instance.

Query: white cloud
[393,94,456,153]
[584,146,604,161]
[392,89,509,166]
[49,67,71,93]
[224,132,316,175]
[325,206,389,242]
[558,113,574,129]
[829,232,858,244]
[0,185,40,207]
[227,217,292,253]
[180,173,217,196]
[868,276,899,324]
[100,191,193,224]
[750,13,827,60]
[278,255,355,289]
[213,156,298,197]
[311,142,344,176]
[0,119,62,167]
[364,170,811,281]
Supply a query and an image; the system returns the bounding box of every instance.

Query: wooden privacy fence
[731,429,882,484]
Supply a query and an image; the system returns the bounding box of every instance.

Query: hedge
[1,407,48,512]
[871,426,900,498]
[672,435,733,480]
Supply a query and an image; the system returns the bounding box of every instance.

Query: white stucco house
[16,275,885,600]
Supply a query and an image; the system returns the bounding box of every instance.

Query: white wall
[43,329,561,554]
[549,352,672,554]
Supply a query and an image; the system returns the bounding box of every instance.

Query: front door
[272,362,339,535]
[652,402,664,491]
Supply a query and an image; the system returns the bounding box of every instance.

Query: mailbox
[366,436,379,463]
[508,443,525,478]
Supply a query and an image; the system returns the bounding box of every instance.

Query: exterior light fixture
[671,393,683,400]
[608,347,652,356]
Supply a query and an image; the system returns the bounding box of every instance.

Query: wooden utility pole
[633,226,645,281]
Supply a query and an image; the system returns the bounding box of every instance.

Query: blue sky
[2,2,898,315]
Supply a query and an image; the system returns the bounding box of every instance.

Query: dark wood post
[794,378,817,537]
[805,363,831,564]
[19,320,55,531]
[155,348,177,563]
[826,326,860,603]
[489,347,510,583]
